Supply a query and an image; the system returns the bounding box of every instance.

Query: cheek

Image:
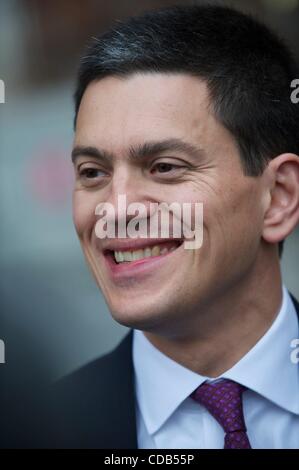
[209,184,264,256]
[72,191,96,239]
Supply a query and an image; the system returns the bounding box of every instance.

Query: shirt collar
[133,327,208,434]
[133,286,299,435]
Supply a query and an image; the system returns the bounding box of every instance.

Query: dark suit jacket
[51,329,137,449]
[50,294,299,449]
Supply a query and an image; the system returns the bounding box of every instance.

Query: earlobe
[262,154,299,245]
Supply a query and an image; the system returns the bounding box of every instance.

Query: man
[51,5,299,449]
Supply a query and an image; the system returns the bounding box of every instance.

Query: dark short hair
[74,4,299,256]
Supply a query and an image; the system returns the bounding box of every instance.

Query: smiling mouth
[104,240,184,265]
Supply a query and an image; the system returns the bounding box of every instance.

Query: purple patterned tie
[191,379,252,449]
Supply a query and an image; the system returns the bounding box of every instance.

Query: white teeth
[132,249,144,261]
[113,243,178,263]
[123,252,132,262]
[144,248,152,258]
[151,245,160,257]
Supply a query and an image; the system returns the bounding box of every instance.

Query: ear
[262,153,299,245]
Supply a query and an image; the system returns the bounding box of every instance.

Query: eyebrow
[71,138,205,164]
[71,146,113,164]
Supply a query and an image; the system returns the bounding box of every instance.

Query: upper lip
[99,238,184,253]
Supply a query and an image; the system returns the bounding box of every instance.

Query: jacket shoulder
[48,330,137,448]
[57,330,133,391]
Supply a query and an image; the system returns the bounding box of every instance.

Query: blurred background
[0,0,298,390]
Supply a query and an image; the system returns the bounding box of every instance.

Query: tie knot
[191,379,247,434]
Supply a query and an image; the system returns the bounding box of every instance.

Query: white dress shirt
[133,286,299,449]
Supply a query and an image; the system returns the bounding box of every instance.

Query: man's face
[73,73,267,333]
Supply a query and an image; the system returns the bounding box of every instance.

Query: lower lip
[102,244,183,282]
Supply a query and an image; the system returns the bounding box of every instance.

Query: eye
[80,167,105,179]
[78,166,107,186]
[150,161,185,175]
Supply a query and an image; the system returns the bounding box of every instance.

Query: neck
[144,249,283,377]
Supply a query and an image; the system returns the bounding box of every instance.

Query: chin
[109,301,172,331]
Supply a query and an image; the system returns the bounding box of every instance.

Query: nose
[102,164,155,231]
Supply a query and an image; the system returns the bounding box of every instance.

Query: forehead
[77,74,208,132]
[74,73,232,157]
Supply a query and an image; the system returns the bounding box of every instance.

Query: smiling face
[72,73,270,334]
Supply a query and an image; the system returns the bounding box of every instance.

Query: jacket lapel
[290,293,299,320]
[100,330,137,448]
